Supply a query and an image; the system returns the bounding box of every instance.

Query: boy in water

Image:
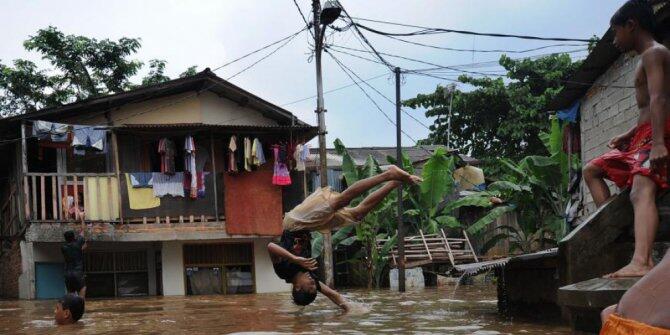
[582,0,670,278]
[268,166,421,310]
[54,293,85,325]
[62,216,88,297]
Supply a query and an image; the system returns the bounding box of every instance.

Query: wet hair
[292,287,317,306]
[63,230,75,243]
[59,294,85,322]
[611,0,656,33]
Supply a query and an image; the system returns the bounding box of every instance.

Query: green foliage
[403,53,582,163]
[0,26,198,117]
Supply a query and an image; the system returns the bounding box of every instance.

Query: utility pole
[395,67,406,292]
[312,0,334,287]
[446,84,455,150]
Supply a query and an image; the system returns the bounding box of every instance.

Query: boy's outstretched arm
[644,49,670,172]
[79,214,88,251]
[318,281,348,311]
[267,242,317,271]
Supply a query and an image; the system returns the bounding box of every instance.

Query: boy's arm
[644,49,670,172]
[318,281,348,311]
[267,242,318,271]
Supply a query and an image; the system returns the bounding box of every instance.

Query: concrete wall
[253,238,291,293]
[579,52,639,214]
[199,92,278,126]
[161,241,185,296]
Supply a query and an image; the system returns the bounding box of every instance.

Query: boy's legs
[607,174,657,277]
[583,162,612,207]
[346,181,401,221]
[328,166,413,210]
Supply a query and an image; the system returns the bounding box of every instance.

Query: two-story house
[0,69,316,299]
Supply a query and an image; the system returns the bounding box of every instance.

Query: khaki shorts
[283,187,358,232]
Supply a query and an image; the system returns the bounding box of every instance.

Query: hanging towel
[152,172,184,197]
[244,137,252,171]
[252,138,266,166]
[228,136,238,173]
[272,145,291,186]
[184,136,197,197]
[83,176,120,220]
[294,144,305,171]
[158,138,176,175]
[129,172,153,188]
[33,120,69,142]
[125,174,160,210]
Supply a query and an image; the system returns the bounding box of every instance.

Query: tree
[0,27,197,117]
[403,53,582,163]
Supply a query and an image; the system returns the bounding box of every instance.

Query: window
[84,251,149,298]
[183,243,254,295]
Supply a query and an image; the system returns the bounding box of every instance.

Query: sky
[0,0,627,148]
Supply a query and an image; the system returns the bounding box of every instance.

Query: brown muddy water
[0,283,569,334]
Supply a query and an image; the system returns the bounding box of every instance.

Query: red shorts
[591,121,670,189]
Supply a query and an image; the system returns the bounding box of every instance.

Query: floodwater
[0,283,569,335]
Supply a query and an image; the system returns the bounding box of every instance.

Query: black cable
[379,34,588,54]
[292,0,314,38]
[226,28,305,80]
[337,3,395,70]
[211,26,308,73]
[350,17,592,42]
[281,72,389,106]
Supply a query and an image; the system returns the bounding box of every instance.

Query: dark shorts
[64,271,85,293]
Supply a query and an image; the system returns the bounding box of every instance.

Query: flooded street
[0,283,569,334]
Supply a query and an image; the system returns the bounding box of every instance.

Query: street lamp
[320,0,342,26]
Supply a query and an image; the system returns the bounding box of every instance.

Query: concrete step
[558,277,639,334]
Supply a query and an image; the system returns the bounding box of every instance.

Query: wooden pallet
[377,228,479,268]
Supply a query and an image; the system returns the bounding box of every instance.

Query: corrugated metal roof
[116,123,316,130]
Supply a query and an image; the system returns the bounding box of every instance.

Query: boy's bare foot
[386,165,410,181]
[604,261,654,278]
[409,175,423,185]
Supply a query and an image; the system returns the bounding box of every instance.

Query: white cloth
[152,172,185,197]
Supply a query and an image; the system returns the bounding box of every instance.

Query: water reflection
[0,283,569,334]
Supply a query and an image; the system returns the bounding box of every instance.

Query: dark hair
[292,288,317,306]
[59,294,85,322]
[611,0,656,33]
[63,230,75,243]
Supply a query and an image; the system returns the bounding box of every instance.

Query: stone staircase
[557,190,670,334]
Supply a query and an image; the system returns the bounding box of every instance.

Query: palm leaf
[467,205,516,235]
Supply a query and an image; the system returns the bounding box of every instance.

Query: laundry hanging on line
[72,125,107,155]
[152,172,184,197]
[158,138,176,175]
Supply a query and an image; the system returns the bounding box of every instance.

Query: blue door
[35,263,65,299]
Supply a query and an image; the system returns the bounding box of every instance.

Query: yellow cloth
[453,165,485,191]
[600,314,670,335]
[84,176,120,220]
[124,174,160,210]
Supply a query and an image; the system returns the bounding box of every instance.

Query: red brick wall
[0,241,22,299]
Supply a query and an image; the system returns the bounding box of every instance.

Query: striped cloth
[152,172,185,197]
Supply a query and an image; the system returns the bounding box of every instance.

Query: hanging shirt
[184,136,197,198]
[272,145,292,186]
[251,138,266,166]
[228,136,238,173]
[152,172,184,197]
[295,144,305,171]
[33,121,69,142]
[158,138,176,175]
[244,137,252,172]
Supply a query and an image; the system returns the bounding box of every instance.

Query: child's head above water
[291,271,318,306]
[54,294,84,325]
[63,230,76,243]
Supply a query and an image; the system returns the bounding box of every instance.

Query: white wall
[253,238,291,293]
[199,91,278,126]
[161,241,185,296]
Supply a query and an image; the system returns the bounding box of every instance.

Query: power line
[338,3,395,70]
[377,34,588,54]
[225,28,305,80]
[211,26,308,73]
[350,16,592,42]
[281,72,389,106]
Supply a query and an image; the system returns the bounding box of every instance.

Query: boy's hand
[608,134,629,150]
[339,302,350,312]
[292,257,318,271]
[650,143,669,173]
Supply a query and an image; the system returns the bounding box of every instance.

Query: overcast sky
[1,1,626,148]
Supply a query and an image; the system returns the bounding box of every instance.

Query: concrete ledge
[558,277,638,308]
[25,222,277,242]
